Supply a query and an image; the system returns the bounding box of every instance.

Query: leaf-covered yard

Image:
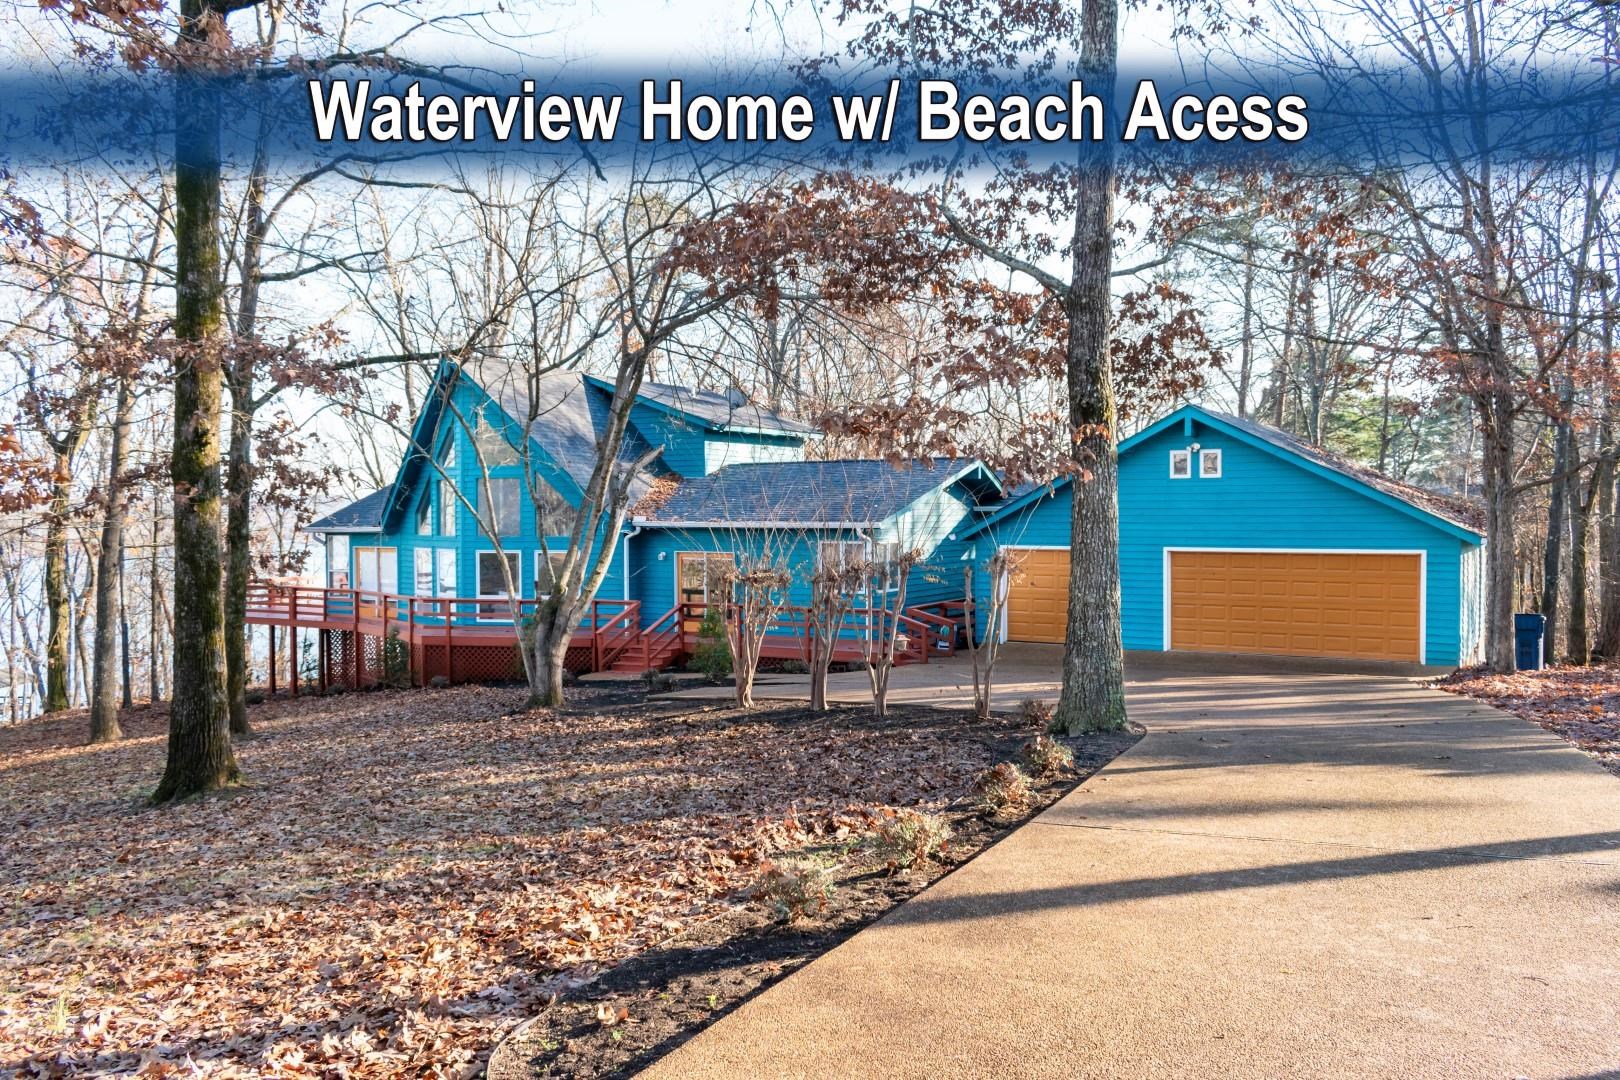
[1436,663,1620,777]
[0,685,1080,1077]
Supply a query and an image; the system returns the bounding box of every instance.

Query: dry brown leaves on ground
[0,686,1020,1077]
[1436,663,1620,777]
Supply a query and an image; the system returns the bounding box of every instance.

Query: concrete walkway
[643,663,1620,1079]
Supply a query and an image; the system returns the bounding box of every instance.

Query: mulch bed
[0,682,1138,1078]
[486,706,1138,1080]
[1434,663,1620,777]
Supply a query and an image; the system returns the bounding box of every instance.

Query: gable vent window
[1169,449,1192,479]
[1199,449,1223,478]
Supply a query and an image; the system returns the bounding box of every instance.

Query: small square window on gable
[1169,449,1192,479]
[1199,448,1223,478]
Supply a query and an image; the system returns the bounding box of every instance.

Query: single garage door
[1006,548,1070,643]
[1169,550,1422,663]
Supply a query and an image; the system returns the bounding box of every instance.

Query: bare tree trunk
[1568,459,1592,664]
[1541,417,1573,655]
[223,410,254,736]
[1236,238,1256,419]
[42,471,72,713]
[223,121,270,740]
[1054,0,1126,734]
[1480,393,1517,672]
[90,376,133,742]
[153,3,240,802]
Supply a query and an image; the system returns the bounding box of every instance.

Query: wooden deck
[245,583,965,691]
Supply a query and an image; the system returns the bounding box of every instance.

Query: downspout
[621,526,642,604]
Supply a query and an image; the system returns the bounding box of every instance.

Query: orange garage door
[1006,549,1070,644]
[1169,551,1422,663]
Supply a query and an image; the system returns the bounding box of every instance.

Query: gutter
[630,518,875,530]
[620,525,642,602]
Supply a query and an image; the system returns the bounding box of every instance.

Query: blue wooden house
[961,405,1486,666]
[259,360,994,685]
[251,370,1485,691]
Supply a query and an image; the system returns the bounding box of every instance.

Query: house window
[438,479,456,536]
[536,549,568,597]
[415,490,432,536]
[477,551,521,597]
[479,477,522,538]
[1199,448,1223,478]
[531,471,579,539]
[414,548,433,596]
[1169,449,1192,479]
[436,549,457,597]
[327,534,351,588]
[818,540,866,572]
[473,414,521,466]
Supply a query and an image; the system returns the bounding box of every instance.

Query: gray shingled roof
[463,360,669,502]
[619,378,816,435]
[1210,410,1486,534]
[637,458,991,525]
[307,488,389,532]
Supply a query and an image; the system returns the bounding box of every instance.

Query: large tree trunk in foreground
[1055,0,1126,734]
[89,377,133,743]
[153,2,239,802]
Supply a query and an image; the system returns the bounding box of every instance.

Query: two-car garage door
[1004,547,1423,663]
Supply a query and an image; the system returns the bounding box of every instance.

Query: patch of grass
[752,857,836,923]
[972,762,1033,819]
[1018,733,1075,779]
[870,809,952,872]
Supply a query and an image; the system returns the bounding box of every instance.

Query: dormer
[590,376,814,477]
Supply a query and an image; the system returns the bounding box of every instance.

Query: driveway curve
[642,663,1620,1079]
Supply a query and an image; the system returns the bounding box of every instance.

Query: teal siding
[630,403,707,476]
[972,423,1481,665]
[702,432,803,472]
[628,519,972,627]
[373,375,624,610]
[876,485,977,607]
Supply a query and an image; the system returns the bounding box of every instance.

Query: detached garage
[966,405,1486,667]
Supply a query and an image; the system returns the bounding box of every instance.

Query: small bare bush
[753,858,835,922]
[1019,697,1055,730]
[1019,733,1075,779]
[972,762,1033,818]
[871,810,953,872]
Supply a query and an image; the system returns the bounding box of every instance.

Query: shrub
[1019,733,1075,779]
[1019,697,1055,730]
[972,762,1033,818]
[690,606,732,683]
[871,810,952,872]
[752,857,834,922]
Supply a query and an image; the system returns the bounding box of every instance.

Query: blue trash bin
[1514,613,1546,671]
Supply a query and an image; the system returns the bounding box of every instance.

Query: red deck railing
[244,582,967,687]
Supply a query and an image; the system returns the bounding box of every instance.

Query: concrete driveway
[643,660,1620,1079]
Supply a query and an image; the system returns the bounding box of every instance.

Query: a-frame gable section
[379,360,586,532]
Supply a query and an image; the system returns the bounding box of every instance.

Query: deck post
[268,625,277,695]
[445,599,454,684]
[290,626,299,696]
[318,628,328,694]
[405,596,417,688]
[351,589,361,688]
